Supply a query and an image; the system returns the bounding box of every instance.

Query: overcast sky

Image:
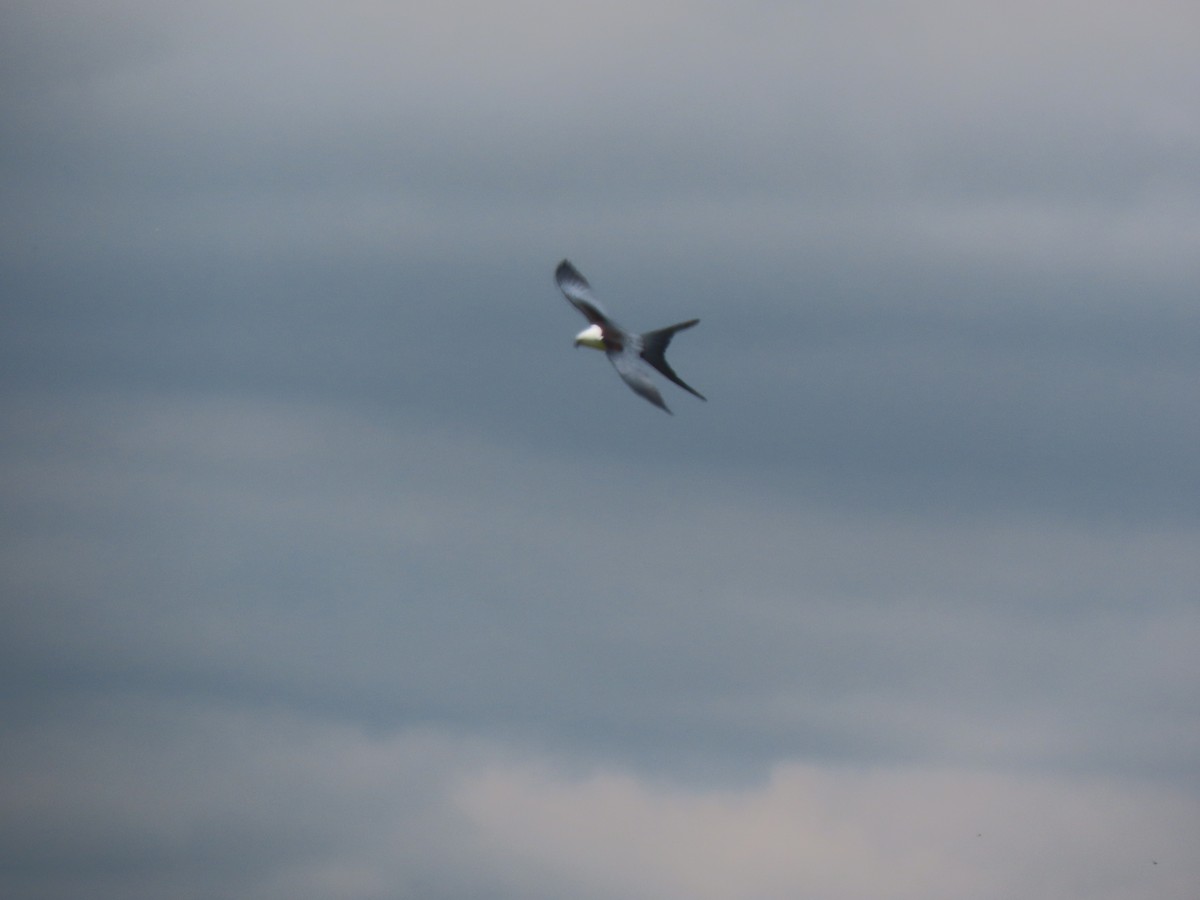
[2,2,1198,898]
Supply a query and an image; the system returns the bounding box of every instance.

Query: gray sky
[2,1,1198,898]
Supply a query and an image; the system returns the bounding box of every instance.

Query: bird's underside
[555,259,705,413]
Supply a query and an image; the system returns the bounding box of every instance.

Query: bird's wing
[555,260,614,326]
[608,346,671,413]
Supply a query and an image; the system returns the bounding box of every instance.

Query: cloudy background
[2,1,1198,897]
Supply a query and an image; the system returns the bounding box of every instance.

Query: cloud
[0,698,494,900]
[3,696,1195,900]
[458,759,1199,900]
[2,389,1196,777]
[2,2,1198,898]
[6,1,1197,275]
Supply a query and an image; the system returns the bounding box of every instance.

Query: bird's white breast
[574,324,605,350]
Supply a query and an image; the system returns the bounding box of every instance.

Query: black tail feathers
[639,320,706,401]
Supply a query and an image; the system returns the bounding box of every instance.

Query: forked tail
[639,320,706,400]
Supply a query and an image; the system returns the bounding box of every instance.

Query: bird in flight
[555,259,706,414]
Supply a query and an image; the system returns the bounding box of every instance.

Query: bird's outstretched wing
[608,347,671,413]
[555,259,613,326]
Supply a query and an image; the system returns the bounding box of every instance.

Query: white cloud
[3,698,1194,900]
[457,757,1197,900]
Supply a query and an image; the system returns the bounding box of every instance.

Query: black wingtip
[643,389,672,414]
[555,259,593,293]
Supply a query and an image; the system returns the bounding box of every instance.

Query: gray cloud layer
[2,1,1198,897]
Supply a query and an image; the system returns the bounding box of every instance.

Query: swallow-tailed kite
[555,259,706,414]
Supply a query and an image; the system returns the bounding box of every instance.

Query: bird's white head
[574,323,605,350]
